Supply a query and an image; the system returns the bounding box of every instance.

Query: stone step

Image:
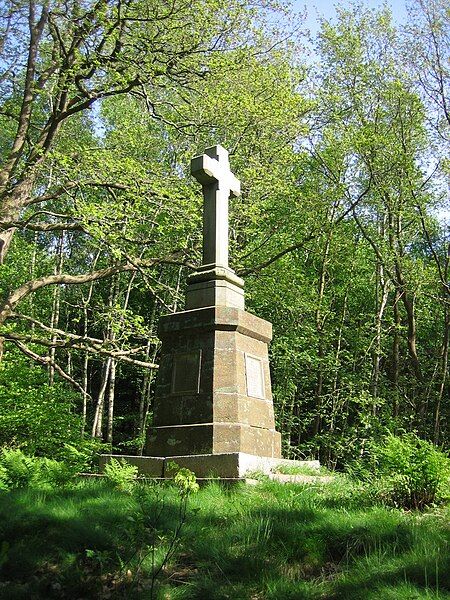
[268,473,335,484]
[99,452,321,479]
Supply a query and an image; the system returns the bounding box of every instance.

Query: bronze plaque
[171,350,201,394]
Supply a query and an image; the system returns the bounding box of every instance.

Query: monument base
[99,452,320,479]
[147,422,281,458]
[147,305,281,460]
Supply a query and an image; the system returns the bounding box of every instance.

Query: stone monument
[100,145,314,478]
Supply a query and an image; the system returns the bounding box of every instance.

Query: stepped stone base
[99,452,320,479]
[147,423,281,458]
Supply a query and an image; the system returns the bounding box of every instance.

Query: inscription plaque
[245,354,265,399]
[171,350,201,394]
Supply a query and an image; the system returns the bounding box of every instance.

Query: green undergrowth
[0,478,448,599]
[273,464,331,476]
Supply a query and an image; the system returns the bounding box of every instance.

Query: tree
[0,0,309,443]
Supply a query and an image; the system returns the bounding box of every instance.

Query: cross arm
[228,174,240,198]
[190,154,219,185]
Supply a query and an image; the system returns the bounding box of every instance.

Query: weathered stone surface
[147,303,280,460]
[212,394,275,428]
[153,393,214,426]
[146,424,213,456]
[98,453,320,479]
[99,454,164,477]
[147,422,280,459]
[141,146,283,472]
[190,145,240,270]
[167,454,318,478]
[157,306,272,344]
[185,276,245,310]
[211,423,280,457]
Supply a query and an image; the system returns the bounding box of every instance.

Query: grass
[0,477,448,599]
[272,464,330,476]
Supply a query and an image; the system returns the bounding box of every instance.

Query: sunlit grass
[0,477,448,599]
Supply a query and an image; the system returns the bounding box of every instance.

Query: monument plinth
[100,145,313,479]
[146,306,281,459]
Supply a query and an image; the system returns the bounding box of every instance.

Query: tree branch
[0,252,193,323]
[10,339,91,398]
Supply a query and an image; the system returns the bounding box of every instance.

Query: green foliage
[167,461,199,495]
[0,479,448,598]
[103,458,138,493]
[0,352,84,459]
[273,464,324,476]
[0,466,8,491]
[0,0,449,479]
[350,434,450,509]
[58,441,105,473]
[37,458,78,489]
[0,448,78,490]
[0,448,35,489]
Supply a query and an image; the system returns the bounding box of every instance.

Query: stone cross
[191,145,240,269]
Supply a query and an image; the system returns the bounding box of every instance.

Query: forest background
[0,0,448,468]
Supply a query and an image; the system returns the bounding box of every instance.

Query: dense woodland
[0,0,449,467]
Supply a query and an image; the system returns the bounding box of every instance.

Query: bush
[104,458,138,493]
[59,440,107,474]
[0,465,9,491]
[0,351,84,459]
[0,448,36,489]
[37,458,78,489]
[349,433,450,509]
[0,448,79,491]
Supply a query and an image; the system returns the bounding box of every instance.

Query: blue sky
[295,0,408,35]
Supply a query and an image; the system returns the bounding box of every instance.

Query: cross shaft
[191,145,240,269]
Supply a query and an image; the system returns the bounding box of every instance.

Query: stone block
[146,424,214,456]
[186,278,245,310]
[153,393,214,426]
[165,453,242,478]
[157,306,272,344]
[236,395,276,429]
[212,423,281,458]
[98,453,321,480]
[99,454,164,477]
[165,453,319,478]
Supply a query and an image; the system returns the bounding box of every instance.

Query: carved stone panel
[171,350,202,395]
[245,354,265,399]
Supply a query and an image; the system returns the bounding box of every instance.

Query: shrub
[0,448,36,489]
[104,458,138,493]
[0,465,9,491]
[349,433,450,509]
[0,448,80,490]
[37,458,78,489]
[59,440,107,474]
[0,351,84,459]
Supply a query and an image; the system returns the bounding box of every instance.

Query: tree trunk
[392,289,401,418]
[434,297,449,444]
[106,359,116,444]
[312,228,332,436]
[92,358,112,439]
[49,232,64,385]
[371,215,390,404]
